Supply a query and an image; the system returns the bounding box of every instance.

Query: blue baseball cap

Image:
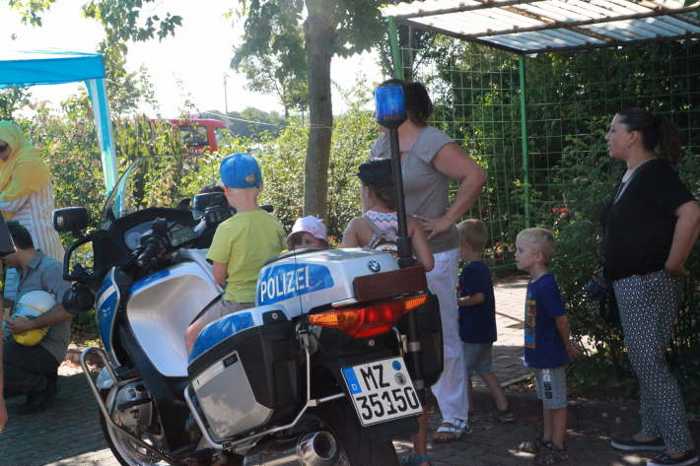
[220,153,262,189]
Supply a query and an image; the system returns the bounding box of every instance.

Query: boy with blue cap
[186,153,285,350]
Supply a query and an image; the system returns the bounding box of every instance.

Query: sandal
[496,408,515,423]
[517,438,553,454]
[535,447,568,465]
[433,420,467,443]
[399,453,432,466]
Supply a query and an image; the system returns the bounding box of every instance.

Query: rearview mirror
[0,214,16,257]
[192,192,227,216]
[53,207,89,236]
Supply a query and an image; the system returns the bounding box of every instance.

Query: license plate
[341,357,422,427]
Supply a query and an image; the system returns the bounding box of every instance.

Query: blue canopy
[0,50,118,192]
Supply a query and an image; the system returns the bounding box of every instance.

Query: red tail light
[308,294,428,339]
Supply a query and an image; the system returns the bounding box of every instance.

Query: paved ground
[1,278,697,465]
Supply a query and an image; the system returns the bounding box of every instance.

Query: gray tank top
[369,126,458,253]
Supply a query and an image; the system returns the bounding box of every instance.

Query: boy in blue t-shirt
[457,219,512,423]
[515,228,578,464]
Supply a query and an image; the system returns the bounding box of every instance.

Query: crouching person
[3,221,73,414]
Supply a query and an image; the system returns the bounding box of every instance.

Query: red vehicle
[168,118,226,153]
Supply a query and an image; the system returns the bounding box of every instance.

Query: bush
[548,117,627,373]
[254,108,378,241]
[549,116,700,405]
[14,96,378,341]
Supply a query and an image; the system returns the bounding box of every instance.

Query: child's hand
[565,342,580,359]
[7,317,33,334]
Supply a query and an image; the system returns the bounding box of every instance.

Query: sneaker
[647,450,699,466]
[518,438,553,454]
[496,408,515,423]
[610,435,666,452]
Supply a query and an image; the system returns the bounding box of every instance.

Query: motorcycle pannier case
[187,311,302,442]
[353,265,444,387]
[397,294,443,387]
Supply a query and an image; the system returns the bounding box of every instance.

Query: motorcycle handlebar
[136,235,166,269]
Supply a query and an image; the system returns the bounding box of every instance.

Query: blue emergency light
[375,83,407,129]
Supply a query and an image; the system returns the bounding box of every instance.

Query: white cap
[288,216,328,242]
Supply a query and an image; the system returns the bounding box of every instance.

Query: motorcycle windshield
[100,158,145,228]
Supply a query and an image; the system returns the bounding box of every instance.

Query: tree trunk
[303,0,335,218]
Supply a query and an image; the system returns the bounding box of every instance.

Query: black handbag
[584,270,621,328]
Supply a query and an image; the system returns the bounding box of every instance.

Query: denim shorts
[533,366,567,410]
[463,343,493,375]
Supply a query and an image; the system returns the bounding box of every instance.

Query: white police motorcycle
[56,172,441,465]
[55,82,442,466]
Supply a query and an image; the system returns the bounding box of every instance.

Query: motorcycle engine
[113,381,153,434]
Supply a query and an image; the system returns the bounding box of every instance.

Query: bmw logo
[368,260,381,273]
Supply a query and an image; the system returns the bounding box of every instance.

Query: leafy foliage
[7,0,55,26]
[235,0,387,217]
[8,0,181,117]
[0,88,31,120]
[232,1,308,117]
[548,118,626,369]
[82,0,182,43]
[19,92,375,245]
[405,37,700,396]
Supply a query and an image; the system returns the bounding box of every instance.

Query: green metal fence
[392,34,700,370]
[395,36,700,270]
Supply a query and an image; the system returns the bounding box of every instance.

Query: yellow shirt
[207,209,286,303]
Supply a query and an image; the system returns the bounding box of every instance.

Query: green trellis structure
[383,1,700,374]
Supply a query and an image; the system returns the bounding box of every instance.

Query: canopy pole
[518,56,530,228]
[86,78,118,193]
[387,17,405,80]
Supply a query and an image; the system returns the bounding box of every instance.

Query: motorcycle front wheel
[317,400,400,466]
[99,412,170,466]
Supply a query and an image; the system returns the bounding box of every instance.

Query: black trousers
[2,339,58,398]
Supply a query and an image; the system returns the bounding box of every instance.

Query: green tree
[233,18,308,119]
[9,0,182,116]
[231,1,308,119]
[0,88,31,120]
[236,0,386,218]
[82,0,181,116]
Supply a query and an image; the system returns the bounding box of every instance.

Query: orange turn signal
[308,294,429,339]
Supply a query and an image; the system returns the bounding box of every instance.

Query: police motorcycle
[55,85,443,466]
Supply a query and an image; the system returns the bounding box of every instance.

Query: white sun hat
[288,216,328,242]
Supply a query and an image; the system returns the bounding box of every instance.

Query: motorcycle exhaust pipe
[243,431,338,466]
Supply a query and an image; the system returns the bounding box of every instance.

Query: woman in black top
[604,108,700,466]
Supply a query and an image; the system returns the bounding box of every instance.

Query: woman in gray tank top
[370,80,486,462]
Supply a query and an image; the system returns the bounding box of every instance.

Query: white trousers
[428,248,468,424]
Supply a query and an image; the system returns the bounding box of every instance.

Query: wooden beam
[404,4,700,40]
[502,4,617,43]
[395,17,527,54]
[386,0,546,19]
[520,30,700,54]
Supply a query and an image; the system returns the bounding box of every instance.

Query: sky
[1,0,386,118]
